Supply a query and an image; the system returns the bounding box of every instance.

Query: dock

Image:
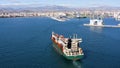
[50,17,67,22]
[84,24,120,28]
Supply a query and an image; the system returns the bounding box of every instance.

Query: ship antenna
[76,34,77,39]
[73,34,75,39]
[52,31,54,34]
[70,36,71,39]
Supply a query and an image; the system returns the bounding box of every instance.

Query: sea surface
[0,17,120,68]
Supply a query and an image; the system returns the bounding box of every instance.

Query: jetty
[84,24,120,28]
[50,16,68,22]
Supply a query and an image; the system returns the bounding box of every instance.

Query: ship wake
[72,60,82,68]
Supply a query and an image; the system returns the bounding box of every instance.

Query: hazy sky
[0,0,120,7]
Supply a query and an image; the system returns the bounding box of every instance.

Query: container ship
[51,32,84,60]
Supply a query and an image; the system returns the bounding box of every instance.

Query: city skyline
[0,0,120,8]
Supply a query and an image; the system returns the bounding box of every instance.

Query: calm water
[0,17,120,68]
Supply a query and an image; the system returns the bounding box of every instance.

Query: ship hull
[63,54,84,60]
[52,38,84,60]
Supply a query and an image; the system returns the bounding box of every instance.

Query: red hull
[51,37,63,51]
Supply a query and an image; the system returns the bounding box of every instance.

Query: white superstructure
[84,16,103,26]
[89,18,103,26]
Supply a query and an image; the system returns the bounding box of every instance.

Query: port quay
[0,10,120,19]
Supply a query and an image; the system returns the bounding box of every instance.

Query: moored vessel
[51,32,84,60]
[84,16,120,28]
[84,16,104,26]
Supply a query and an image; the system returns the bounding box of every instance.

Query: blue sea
[0,17,120,68]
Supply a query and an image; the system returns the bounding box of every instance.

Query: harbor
[1,0,120,68]
[0,17,120,68]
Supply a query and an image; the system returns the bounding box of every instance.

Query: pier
[84,24,120,28]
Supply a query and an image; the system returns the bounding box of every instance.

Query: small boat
[51,32,84,60]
